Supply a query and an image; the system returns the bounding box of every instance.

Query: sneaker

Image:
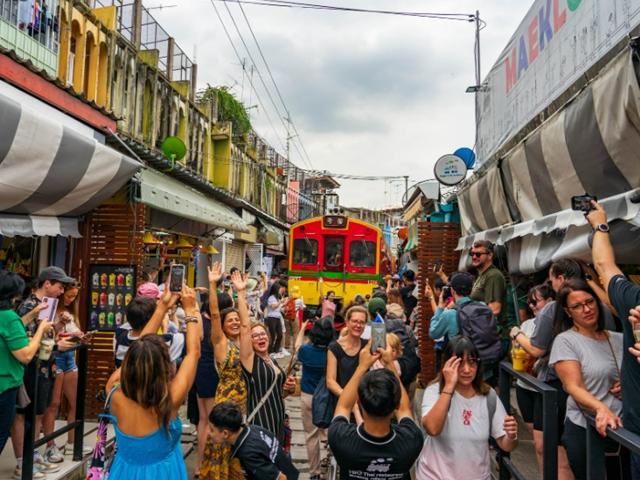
[33,453,60,473]
[13,463,47,479]
[62,443,93,456]
[44,445,64,463]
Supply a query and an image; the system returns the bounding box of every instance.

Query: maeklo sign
[433,154,468,186]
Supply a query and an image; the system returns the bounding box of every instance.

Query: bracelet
[442,390,454,396]
[511,331,522,341]
[184,315,199,324]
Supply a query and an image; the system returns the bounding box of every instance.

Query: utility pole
[403,175,409,206]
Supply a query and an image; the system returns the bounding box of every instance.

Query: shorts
[533,377,568,438]
[54,350,77,374]
[515,385,537,424]
[194,360,218,399]
[16,362,54,416]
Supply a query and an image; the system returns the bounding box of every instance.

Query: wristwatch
[594,224,610,233]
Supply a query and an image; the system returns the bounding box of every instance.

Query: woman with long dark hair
[416,337,518,479]
[264,282,287,355]
[0,271,53,455]
[200,265,248,480]
[42,282,93,462]
[295,316,335,480]
[550,279,629,479]
[240,270,296,441]
[105,285,201,478]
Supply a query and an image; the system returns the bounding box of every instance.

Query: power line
[215,0,476,21]
[208,0,288,154]
[233,0,314,170]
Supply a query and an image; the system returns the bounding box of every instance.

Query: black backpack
[454,301,502,362]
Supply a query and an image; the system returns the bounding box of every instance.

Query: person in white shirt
[417,336,518,480]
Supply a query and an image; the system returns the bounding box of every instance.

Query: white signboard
[434,155,468,186]
[477,0,640,166]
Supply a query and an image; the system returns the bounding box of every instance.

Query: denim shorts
[54,350,77,374]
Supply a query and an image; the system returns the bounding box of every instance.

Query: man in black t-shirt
[328,341,423,480]
[209,400,299,480]
[588,201,640,479]
[399,270,418,320]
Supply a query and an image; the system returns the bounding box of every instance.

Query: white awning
[0,214,80,237]
[137,168,249,233]
[456,189,640,251]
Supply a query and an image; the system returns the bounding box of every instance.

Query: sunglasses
[469,251,489,258]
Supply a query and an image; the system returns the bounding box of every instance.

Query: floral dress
[200,342,247,480]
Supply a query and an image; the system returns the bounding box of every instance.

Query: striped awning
[456,45,640,274]
[0,214,80,238]
[0,91,141,217]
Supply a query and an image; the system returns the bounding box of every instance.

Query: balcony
[0,0,59,75]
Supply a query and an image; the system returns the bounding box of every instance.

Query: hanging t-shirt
[328,415,423,480]
[416,384,507,480]
[549,329,623,429]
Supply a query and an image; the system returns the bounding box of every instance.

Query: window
[1,0,60,52]
[349,240,376,268]
[293,239,317,265]
[324,237,344,268]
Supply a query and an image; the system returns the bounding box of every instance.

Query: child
[371,333,402,375]
[209,400,299,480]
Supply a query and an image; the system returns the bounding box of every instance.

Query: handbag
[16,384,30,409]
[86,385,119,480]
[311,378,336,429]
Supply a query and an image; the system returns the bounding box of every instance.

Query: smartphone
[442,286,452,298]
[571,194,597,212]
[38,297,59,322]
[370,314,387,353]
[169,264,186,292]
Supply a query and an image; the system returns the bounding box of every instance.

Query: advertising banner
[477,0,640,166]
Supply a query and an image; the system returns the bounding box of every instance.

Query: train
[287,213,392,307]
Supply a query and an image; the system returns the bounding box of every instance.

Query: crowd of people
[1,200,640,479]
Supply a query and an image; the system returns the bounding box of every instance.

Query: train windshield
[293,239,318,265]
[349,240,376,267]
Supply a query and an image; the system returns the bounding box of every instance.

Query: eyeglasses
[567,297,597,312]
[251,332,268,339]
[469,251,489,258]
[457,357,479,368]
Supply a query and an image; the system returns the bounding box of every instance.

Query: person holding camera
[427,273,474,342]
[587,199,640,479]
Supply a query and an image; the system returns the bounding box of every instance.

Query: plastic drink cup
[634,322,640,344]
[38,338,55,361]
[512,346,527,372]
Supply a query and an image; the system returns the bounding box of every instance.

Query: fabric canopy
[458,46,640,237]
[137,168,249,233]
[0,91,141,217]
[0,214,80,238]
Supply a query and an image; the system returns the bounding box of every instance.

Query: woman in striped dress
[240,297,297,441]
[200,265,248,480]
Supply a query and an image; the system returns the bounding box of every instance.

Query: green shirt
[470,265,508,337]
[0,309,29,394]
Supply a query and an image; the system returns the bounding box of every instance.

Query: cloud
[151,0,532,208]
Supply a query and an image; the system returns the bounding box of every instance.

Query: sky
[149,0,532,209]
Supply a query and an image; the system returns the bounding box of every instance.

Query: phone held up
[38,297,59,323]
[169,264,186,293]
[571,194,597,213]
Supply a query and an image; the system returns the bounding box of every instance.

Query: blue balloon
[453,147,476,169]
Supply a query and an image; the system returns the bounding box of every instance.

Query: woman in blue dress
[105,284,202,479]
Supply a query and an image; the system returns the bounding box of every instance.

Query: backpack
[283,297,296,321]
[454,301,502,362]
[386,318,421,385]
[311,379,337,428]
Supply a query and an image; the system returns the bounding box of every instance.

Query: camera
[571,194,597,213]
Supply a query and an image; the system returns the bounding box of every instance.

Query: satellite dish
[161,136,187,171]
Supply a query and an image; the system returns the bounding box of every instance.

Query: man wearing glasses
[468,241,508,345]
